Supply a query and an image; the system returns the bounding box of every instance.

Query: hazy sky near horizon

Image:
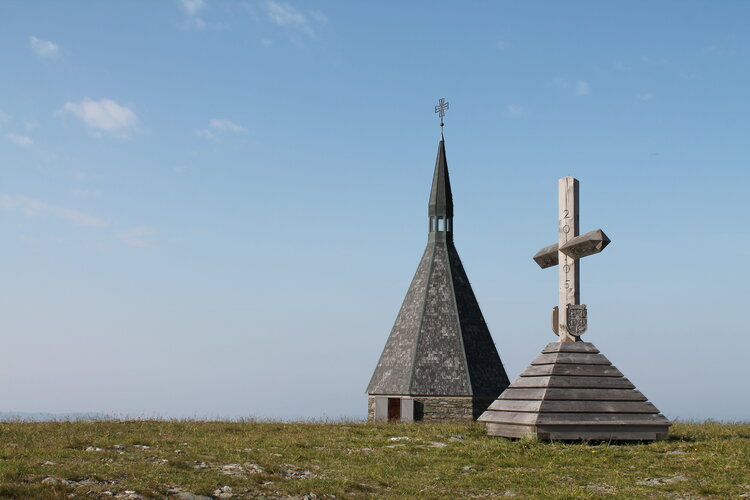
[1,1,748,421]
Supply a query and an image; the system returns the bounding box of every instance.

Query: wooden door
[387,398,401,421]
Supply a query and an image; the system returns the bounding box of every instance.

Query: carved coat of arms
[566,304,587,336]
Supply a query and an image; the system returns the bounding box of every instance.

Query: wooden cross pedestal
[479,176,670,441]
[533,177,610,342]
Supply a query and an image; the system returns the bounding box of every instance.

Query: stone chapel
[367,131,509,422]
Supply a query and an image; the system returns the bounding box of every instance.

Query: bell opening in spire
[428,136,454,235]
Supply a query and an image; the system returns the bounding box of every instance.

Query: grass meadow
[0,420,748,499]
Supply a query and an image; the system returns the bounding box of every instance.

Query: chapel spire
[428,138,454,233]
[429,97,453,234]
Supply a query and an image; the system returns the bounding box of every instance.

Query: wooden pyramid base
[478,341,670,441]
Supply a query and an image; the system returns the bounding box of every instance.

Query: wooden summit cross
[533,177,611,342]
[480,176,670,440]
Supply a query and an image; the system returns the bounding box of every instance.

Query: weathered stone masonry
[368,396,497,422]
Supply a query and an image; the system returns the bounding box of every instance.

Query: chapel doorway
[387,398,401,421]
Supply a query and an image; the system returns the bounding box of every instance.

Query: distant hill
[0,411,110,422]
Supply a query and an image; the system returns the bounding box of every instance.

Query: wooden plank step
[499,388,646,401]
[481,412,670,429]
[485,423,536,438]
[484,423,670,441]
[535,413,671,426]
[538,424,669,441]
[531,353,611,365]
[488,399,658,413]
[478,411,538,425]
[542,342,599,354]
[541,401,658,413]
[510,376,635,389]
[521,364,623,377]
[488,400,543,412]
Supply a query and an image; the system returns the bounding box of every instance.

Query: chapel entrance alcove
[373,396,414,422]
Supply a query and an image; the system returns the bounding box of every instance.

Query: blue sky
[1,1,748,420]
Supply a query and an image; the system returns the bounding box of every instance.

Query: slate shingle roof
[367,138,509,397]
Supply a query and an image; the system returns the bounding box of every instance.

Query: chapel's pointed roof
[367,136,508,398]
[428,138,453,219]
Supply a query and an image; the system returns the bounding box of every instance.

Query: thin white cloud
[636,92,653,101]
[553,77,591,97]
[506,104,525,117]
[307,10,327,24]
[24,120,40,130]
[73,171,88,181]
[116,226,156,248]
[260,38,273,46]
[60,98,138,135]
[5,133,33,147]
[612,61,631,72]
[0,194,107,227]
[497,40,510,50]
[0,110,10,123]
[179,0,207,29]
[209,118,246,133]
[575,80,591,96]
[179,0,205,15]
[266,1,305,27]
[184,16,206,29]
[29,36,60,58]
[196,118,247,138]
[195,129,215,139]
[263,1,326,39]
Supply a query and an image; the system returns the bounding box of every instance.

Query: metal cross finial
[434,98,449,130]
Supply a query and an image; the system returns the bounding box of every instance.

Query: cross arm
[533,229,611,269]
[533,244,559,269]
[560,229,610,259]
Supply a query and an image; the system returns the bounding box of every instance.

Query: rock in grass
[174,493,213,500]
[636,475,689,486]
[219,463,245,476]
[586,483,615,493]
[667,449,687,455]
[282,465,320,480]
[116,492,146,499]
[214,485,234,498]
[244,463,265,474]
